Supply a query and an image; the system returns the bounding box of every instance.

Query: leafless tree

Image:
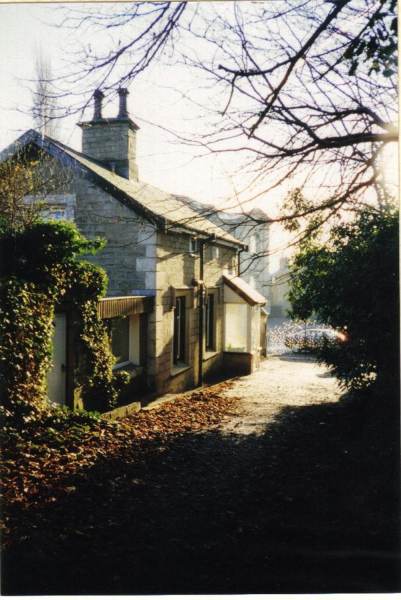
[53,0,397,232]
[31,49,60,139]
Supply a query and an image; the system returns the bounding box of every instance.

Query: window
[52,208,67,221]
[173,296,186,364]
[24,194,76,223]
[110,315,140,368]
[225,303,248,352]
[205,294,215,350]
[189,238,199,254]
[212,245,220,259]
[228,253,236,275]
[249,235,257,255]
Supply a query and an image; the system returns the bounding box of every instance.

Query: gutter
[164,227,248,252]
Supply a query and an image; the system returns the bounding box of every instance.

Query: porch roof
[223,272,267,307]
[98,295,154,319]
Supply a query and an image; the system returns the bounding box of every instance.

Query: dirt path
[3,357,399,595]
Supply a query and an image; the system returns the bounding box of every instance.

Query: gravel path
[222,355,341,435]
[4,356,399,595]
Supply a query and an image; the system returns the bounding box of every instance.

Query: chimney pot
[93,89,104,119]
[118,88,129,118]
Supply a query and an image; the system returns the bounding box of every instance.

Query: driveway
[3,357,400,595]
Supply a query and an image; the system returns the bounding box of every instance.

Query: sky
[0,3,289,216]
[0,2,397,272]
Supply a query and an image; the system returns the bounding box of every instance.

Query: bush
[288,208,399,390]
[0,220,126,417]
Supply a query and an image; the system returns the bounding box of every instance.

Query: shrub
[288,208,399,390]
[0,220,126,418]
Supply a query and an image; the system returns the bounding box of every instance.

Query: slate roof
[0,130,246,250]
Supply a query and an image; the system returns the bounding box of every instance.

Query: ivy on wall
[0,220,128,420]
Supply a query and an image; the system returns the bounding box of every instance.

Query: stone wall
[152,233,238,394]
[80,121,138,181]
[221,351,255,376]
[73,177,156,297]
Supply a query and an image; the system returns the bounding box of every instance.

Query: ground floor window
[205,293,215,351]
[110,314,140,368]
[173,296,186,364]
[225,303,248,352]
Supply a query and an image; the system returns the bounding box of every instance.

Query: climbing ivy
[0,220,128,420]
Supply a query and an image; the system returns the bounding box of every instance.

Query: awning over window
[223,272,267,306]
[98,295,154,319]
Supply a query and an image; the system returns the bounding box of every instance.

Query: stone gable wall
[226,219,270,300]
[73,177,156,297]
[205,212,270,305]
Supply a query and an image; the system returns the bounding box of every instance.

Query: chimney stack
[79,88,139,181]
[93,89,104,120]
[118,88,129,118]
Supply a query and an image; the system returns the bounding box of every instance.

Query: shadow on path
[3,385,400,595]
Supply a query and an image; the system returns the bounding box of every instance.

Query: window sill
[113,363,143,378]
[203,350,219,361]
[171,363,192,377]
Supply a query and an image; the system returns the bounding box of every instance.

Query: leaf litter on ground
[1,380,239,546]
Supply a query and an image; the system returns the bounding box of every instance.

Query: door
[47,313,67,406]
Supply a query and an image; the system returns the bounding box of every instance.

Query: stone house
[187,203,271,301]
[186,203,271,355]
[1,89,267,412]
[191,204,293,323]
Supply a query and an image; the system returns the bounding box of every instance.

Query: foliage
[344,0,397,77]
[0,219,126,417]
[73,267,131,413]
[287,207,399,390]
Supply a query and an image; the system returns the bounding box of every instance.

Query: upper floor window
[228,253,236,275]
[24,194,76,223]
[189,237,199,254]
[50,208,67,221]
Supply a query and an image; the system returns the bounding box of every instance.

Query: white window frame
[189,237,199,254]
[111,314,140,369]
